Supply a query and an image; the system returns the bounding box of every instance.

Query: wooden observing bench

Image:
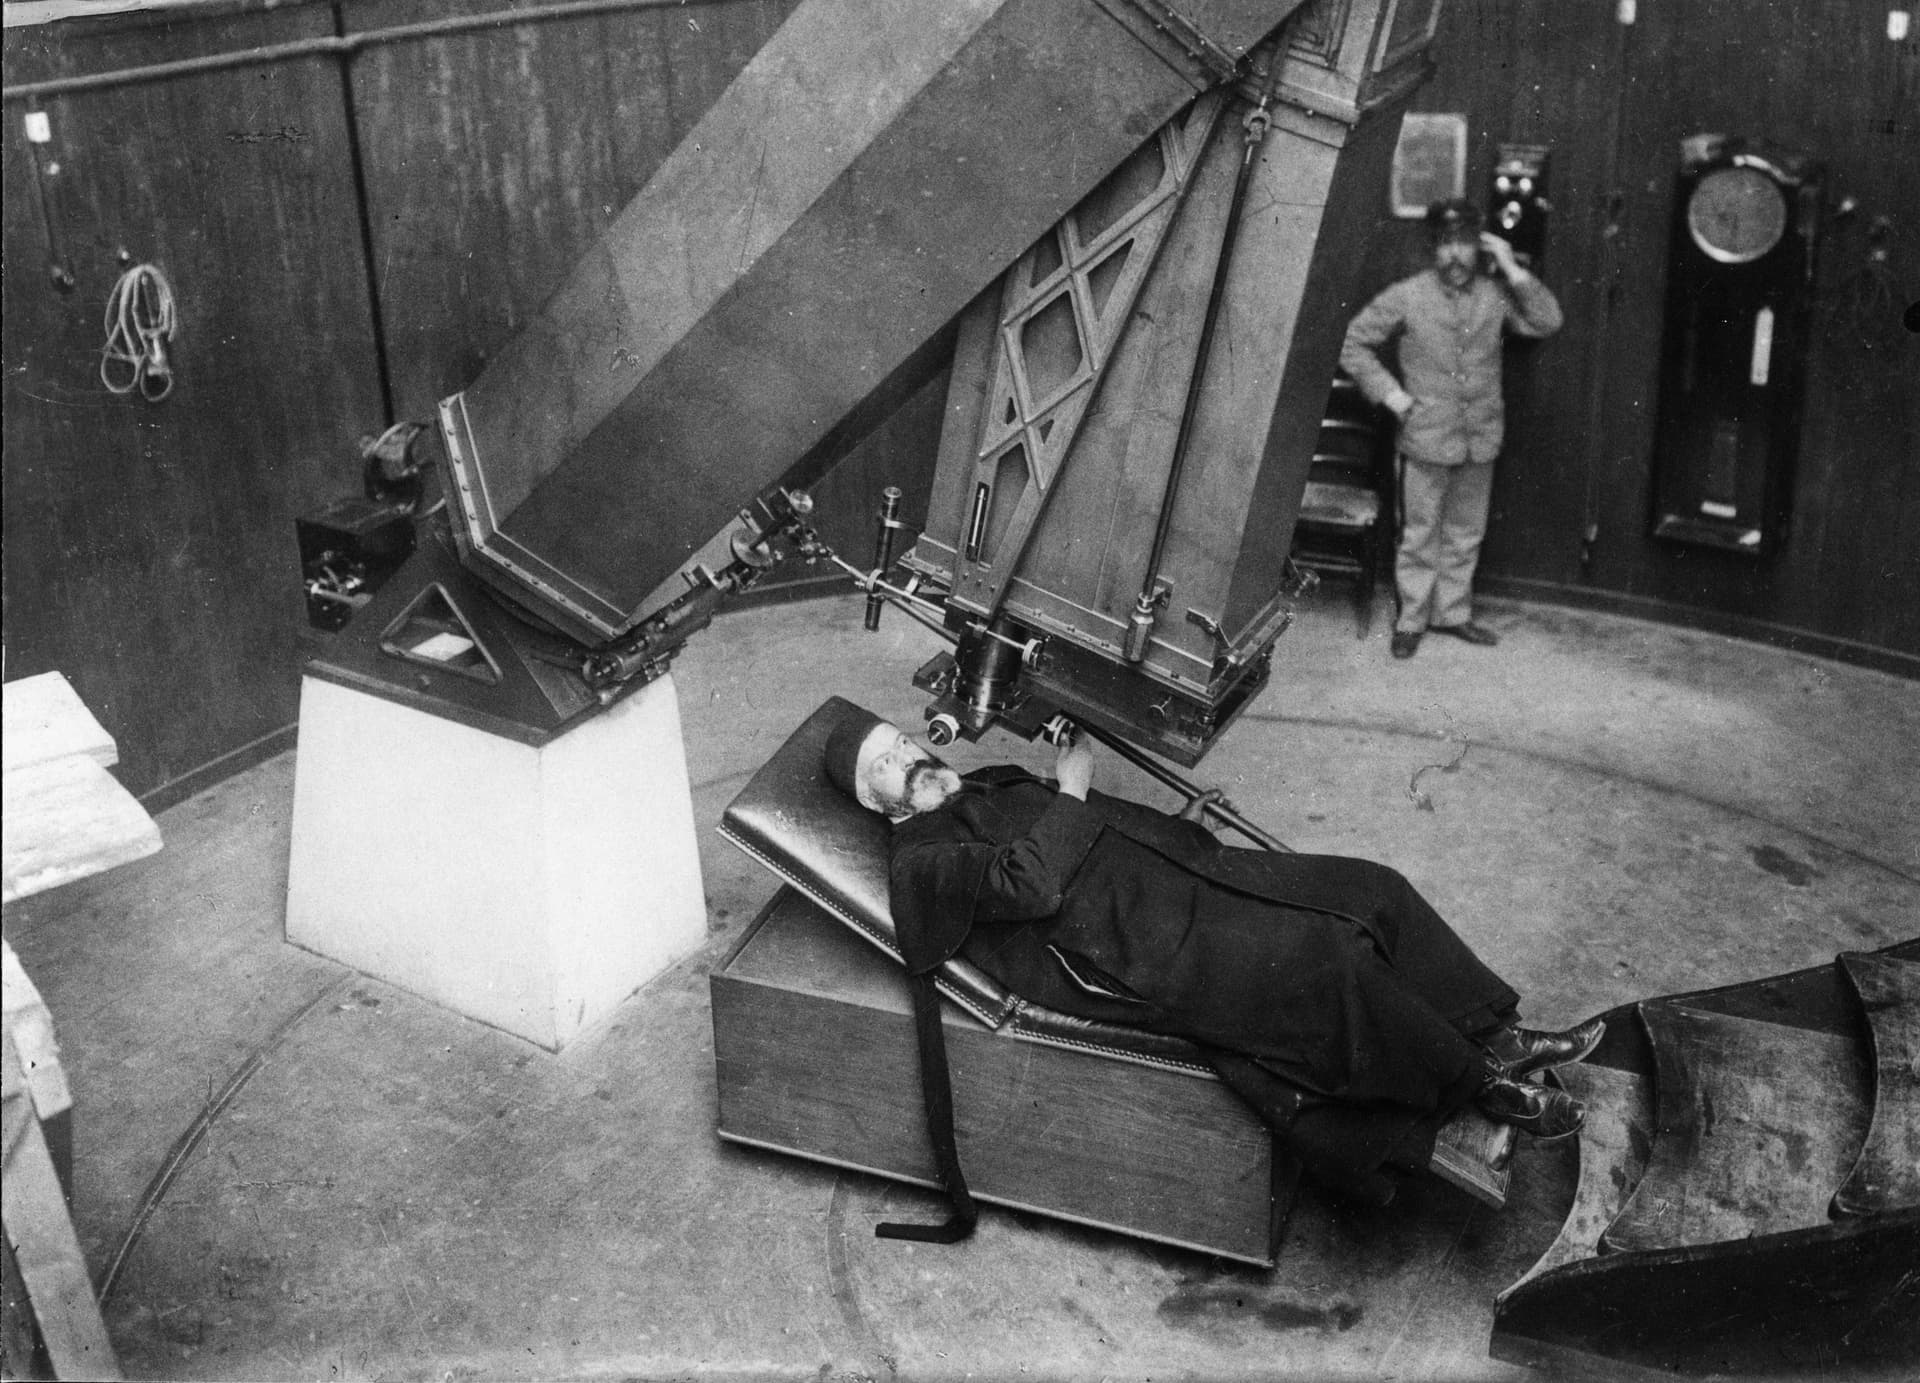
[708,698,1517,1266]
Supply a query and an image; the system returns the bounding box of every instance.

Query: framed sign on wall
[1389,112,1467,218]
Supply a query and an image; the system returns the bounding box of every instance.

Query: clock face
[1687,166,1788,264]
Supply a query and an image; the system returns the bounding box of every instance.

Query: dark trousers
[965,855,1517,1201]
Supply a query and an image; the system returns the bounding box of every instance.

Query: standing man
[1341,199,1563,659]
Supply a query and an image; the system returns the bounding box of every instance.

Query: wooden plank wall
[2,2,387,802]
[338,0,930,604]
[2,0,1915,802]
[1353,0,1920,662]
[0,0,877,804]
[342,0,795,416]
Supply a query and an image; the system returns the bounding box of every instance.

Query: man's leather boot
[1482,1017,1606,1079]
[1474,1068,1585,1141]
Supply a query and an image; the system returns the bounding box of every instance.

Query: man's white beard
[905,764,963,815]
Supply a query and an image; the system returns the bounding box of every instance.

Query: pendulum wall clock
[1649,135,1822,556]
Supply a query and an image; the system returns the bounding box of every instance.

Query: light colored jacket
[1340,268,1562,467]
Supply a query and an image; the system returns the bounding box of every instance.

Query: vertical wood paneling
[338,0,915,595]
[341,0,931,594]
[1773,3,1920,649]
[1353,0,1920,657]
[342,0,799,415]
[2,4,387,796]
[339,0,780,416]
[1480,0,1624,587]
[1585,0,1919,651]
[0,0,925,806]
[1582,0,1685,613]
[4,0,1913,805]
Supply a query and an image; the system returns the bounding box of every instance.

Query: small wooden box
[710,887,1290,1266]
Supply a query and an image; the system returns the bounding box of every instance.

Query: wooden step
[1496,1063,1654,1302]
[1831,950,1920,1217]
[1602,1000,1871,1254]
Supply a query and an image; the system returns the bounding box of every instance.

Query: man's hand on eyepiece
[1054,734,1094,800]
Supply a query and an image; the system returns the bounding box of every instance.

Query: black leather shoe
[1429,621,1499,646]
[1482,1018,1607,1079]
[1475,1073,1585,1141]
[1390,631,1421,659]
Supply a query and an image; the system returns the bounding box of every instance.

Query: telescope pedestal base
[286,672,705,1051]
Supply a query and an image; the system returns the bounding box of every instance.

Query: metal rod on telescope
[1125,43,1281,664]
[883,590,958,643]
[1068,718,1293,853]
[822,550,949,620]
[864,486,904,632]
[820,531,1290,851]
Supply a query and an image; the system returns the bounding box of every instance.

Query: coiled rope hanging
[100,262,177,401]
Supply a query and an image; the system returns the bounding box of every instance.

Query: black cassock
[889,767,1521,1201]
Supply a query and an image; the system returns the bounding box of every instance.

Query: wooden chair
[1291,374,1396,637]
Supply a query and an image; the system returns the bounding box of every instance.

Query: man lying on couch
[822,708,1602,1216]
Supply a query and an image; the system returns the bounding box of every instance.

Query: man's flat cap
[1425,197,1483,240]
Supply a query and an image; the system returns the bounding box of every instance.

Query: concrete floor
[6,589,1918,1382]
